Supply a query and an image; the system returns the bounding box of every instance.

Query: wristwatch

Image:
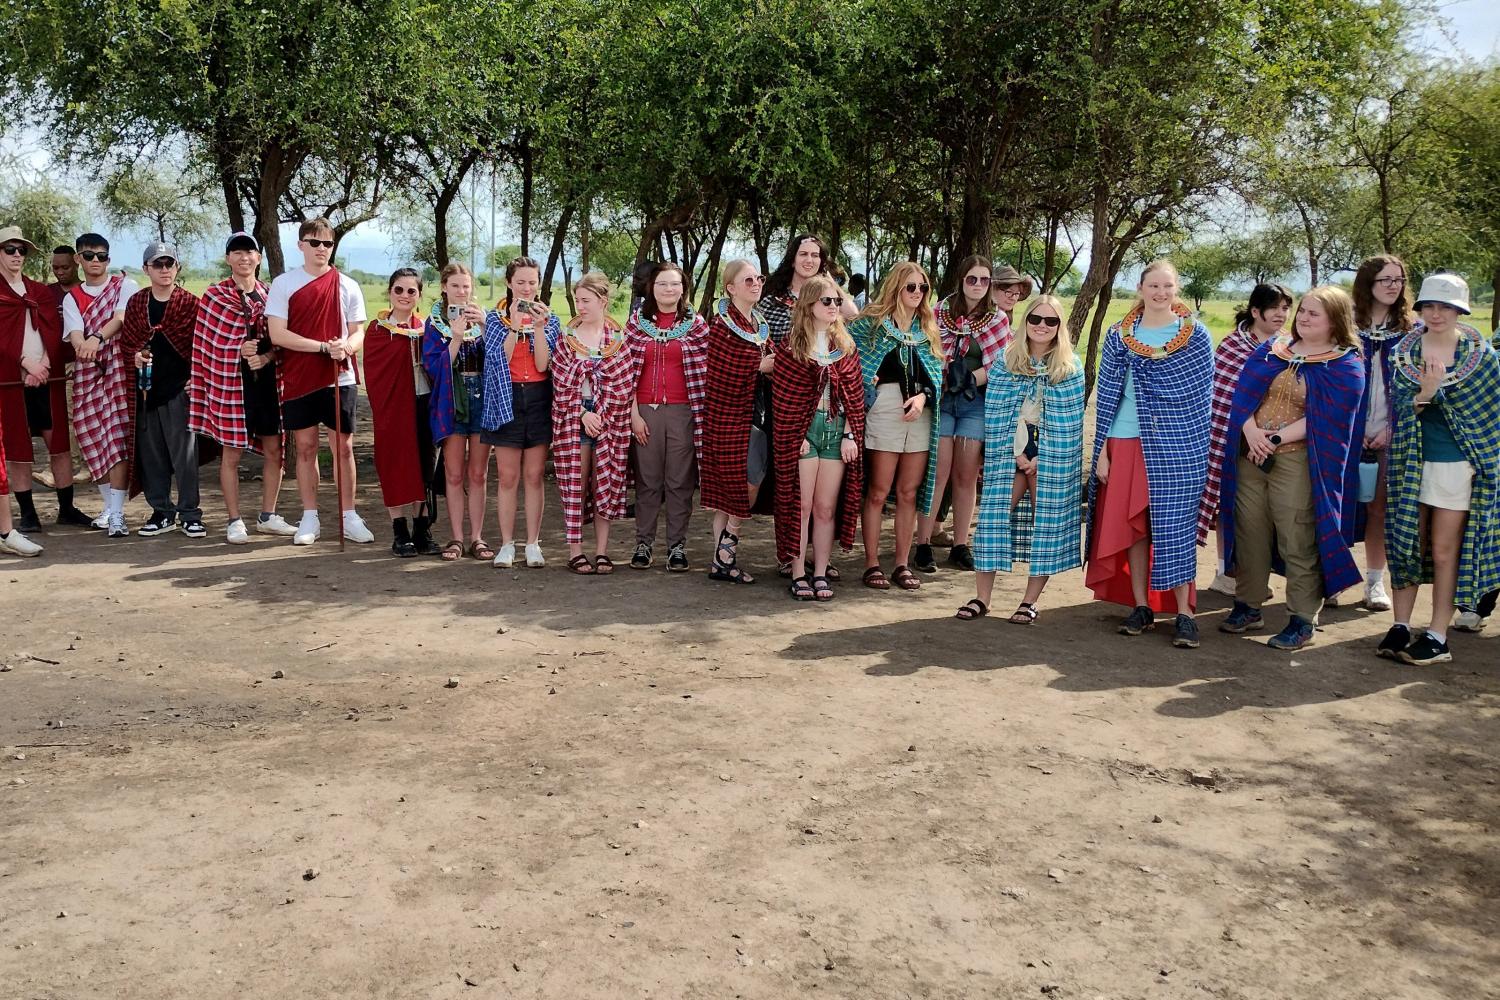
[842,432,856,442]
[1268,433,1282,446]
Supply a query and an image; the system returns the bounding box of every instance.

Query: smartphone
[447,303,462,323]
[515,300,535,315]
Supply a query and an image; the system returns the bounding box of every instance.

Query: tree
[98,161,215,246]
[1174,242,1237,310]
[0,179,82,280]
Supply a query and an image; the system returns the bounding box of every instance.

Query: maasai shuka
[1197,324,1261,545]
[700,303,770,518]
[480,309,562,432]
[851,315,946,514]
[934,301,1009,371]
[973,359,1085,576]
[188,278,270,452]
[770,339,866,565]
[1385,327,1500,606]
[1087,319,1214,592]
[0,273,66,461]
[69,277,131,478]
[118,286,200,497]
[1219,339,1366,598]
[280,269,354,403]
[625,310,709,464]
[363,311,428,508]
[550,324,634,545]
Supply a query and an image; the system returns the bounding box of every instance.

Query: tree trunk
[519,137,533,256]
[433,185,457,270]
[562,258,576,314]
[1298,204,1319,287]
[251,142,305,277]
[1081,286,1115,403]
[540,202,576,304]
[1042,210,1061,292]
[579,202,592,274]
[697,197,737,314]
[1070,184,1116,401]
[948,171,993,295]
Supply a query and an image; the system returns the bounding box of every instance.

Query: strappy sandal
[469,539,495,561]
[825,565,840,582]
[862,566,890,590]
[955,598,989,620]
[1009,602,1038,625]
[811,575,834,601]
[568,553,596,575]
[594,554,615,575]
[789,576,815,601]
[440,539,464,562]
[708,529,755,584]
[891,564,921,590]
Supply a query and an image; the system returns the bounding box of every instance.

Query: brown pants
[635,403,697,547]
[1234,449,1322,622]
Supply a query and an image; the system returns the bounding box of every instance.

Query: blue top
[1107,321,1181,438]
[1419,402,1466,463]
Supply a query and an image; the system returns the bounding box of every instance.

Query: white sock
[342,509,358,519]
[302,509,318,521]
[1394,621,1410,630]
[1426,628,1446,643]
[109,488,126,515]
[1216,559,1226,574]
[1365,568,1383,586]
[97,484,111,509]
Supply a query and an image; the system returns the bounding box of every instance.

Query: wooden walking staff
[331,349,345,552]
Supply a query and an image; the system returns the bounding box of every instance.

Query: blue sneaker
[1219,602,1264,634]
[1267,616,1315,650]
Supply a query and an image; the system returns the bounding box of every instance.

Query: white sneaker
[0,529,43,557]
[90,511,110,530]
[107,512,128,538]
[1453,610,1487,634]
[225,519,250,545]
[342,512,375,544]
[1207,572,1237,596]
[256,513,298,536]
[293,512,320,546]
[525,542,545,568]
[493,541,516,568]
[1364,578,1392,612]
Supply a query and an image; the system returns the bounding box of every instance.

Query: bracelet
[320,342,329,355]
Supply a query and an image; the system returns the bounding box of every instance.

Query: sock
[1216,558,1226,574]
[1365,568,1383,586]
[342,508,357,519]
[108,488,126,516]
[259,511,275,523]
[302,509,318,521]
[57,485,75,511]
[392,517,409,540]
[1394,621,1410,630]
[97,483,111,509]
[1426,628,1446,643]
[16,490,37,521]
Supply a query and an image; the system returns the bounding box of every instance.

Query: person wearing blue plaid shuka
[1085,261,1214,649]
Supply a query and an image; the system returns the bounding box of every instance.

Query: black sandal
[708,528,755,584]
[955,598,989,620]
[811,575,833,601]
[1009,602,1038,625]
[594,555,615,575]
[862,566,890,590]
[825,565,840,582]
[891,565,921,590]
[568,554,596,575]
[789,576,815,601]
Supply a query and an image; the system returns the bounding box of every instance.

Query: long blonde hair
[789,276,855,361]
[861,261,942,356]
[1005,294,1079,384]
[1293,285,1359,350]
[568,271,613,328]
[1130,258,1189,316]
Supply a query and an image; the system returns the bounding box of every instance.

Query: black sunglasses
[904,282,930,295]
[817,295,844,307]
[147,257,177,269]
[0,244,28,256]
[964,275,991,286]
[78,250,110,262]
[1026,314,1061,328]
[303,238,335,249]
[391,285,420,295]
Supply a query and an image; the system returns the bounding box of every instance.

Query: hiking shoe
[947,543,975,571]
[17,512,41,533]
[226,519,250,545]
[1171,614,1201,648]
[1220,602,1264,633]
[293,512,320,546]
[1363,578,1392,611]
[137,512,177,537]
[1452,610,1486,634]
[667,541,689,572]
[257,513,298,536]
[914,543,937,573]
[1118,605,1155,636]
[1267,616,1315,650]
[1399,632,1452,666]
[56,506,96,529]
[181,519,207,539]
[0,529,43,557]
[90,511,110,530]
[631,542,653,569]
[1375,624,1411,660]
[932,528,954,547]
[107,512,128,538]
[493,542,516,569]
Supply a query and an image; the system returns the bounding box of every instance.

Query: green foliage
[0,179,82,280]
[98,161,215,246]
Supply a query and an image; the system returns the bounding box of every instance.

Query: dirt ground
[2,444,1498,1000]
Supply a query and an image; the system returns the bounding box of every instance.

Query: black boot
[391,517,417,557]
[411,515,437,555]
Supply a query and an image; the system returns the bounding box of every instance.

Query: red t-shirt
[636,312,689,404]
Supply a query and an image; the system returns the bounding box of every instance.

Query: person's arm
[267,316,331,355]
[1273,417,1306,444]
[532,320,552,372]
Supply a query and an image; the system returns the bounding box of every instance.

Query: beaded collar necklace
[1393,324,1485,389]
[566,322,625,360]
[880,316,926,347]
[376,309,422,338]
[1119,302,1194,359]
[717,298,770,348]
[1269,334,1356,367]
[636,310,695,342]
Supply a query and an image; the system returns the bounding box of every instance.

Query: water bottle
[141,354,153,395]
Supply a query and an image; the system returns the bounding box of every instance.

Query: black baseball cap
[225,231,260,254]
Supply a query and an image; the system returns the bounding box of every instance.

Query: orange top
[508,330,546,383]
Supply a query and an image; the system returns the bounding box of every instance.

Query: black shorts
[282,384,357,433]
[241,364,282,438]
[481,380,553,449]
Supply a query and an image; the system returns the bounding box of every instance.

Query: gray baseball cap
[142,241,180,266]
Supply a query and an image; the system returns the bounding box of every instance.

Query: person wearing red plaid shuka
[189,231,296,545]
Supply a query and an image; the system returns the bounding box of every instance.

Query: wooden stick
[331,356,345,552]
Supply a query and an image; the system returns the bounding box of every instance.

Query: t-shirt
[1419,403,1466,463]
[265,267,366,387]
[61,277,139,336]
[1107,321,1179,439]
[6,277,43,362]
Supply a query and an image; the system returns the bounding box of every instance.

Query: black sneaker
[1118,605,1155,636]
[1219,601,1264,634]
[914,543,937,573]
[137,512,177,537]
[56,506,97,529]
[631,542,653,569]
[1375,624,1411,660]
[181,519,207,539]
[17,512,41,533]
[667,541,689,572]
[1172,614,1201,649]
[947,543,975,571]
[1398,632,1452,666]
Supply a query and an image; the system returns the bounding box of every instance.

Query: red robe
[771,340,866,565]
[281,268,354,403]
[0,274,69,460]
[118,286,201,496]
[550,326,634,544]
[363,313,429,507]
[700,305,770,518]
[189,277,270,452]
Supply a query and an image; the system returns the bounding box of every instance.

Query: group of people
[2,222,1496,665]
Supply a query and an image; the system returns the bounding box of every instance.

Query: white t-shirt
[6,277,42,361]
[61,277,139,337]
[265,267,366,387]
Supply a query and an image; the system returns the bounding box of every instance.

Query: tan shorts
[1419,461,1474,512]
[863,383,932,454]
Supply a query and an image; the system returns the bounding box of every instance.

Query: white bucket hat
[0,225,39,254]
[1414,272,1471,315]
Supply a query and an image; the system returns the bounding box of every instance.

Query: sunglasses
[904,283,930,295]
[1026,314,1061,328]
[147,257,177,269]
[1,244,29,256]
[78,250,110,262]
[1373,277,1406,288]
[303,238,335,249]
[817,295,844,307]
[391,285,420,295]
[743,274,765,284]
[964,275,991,286]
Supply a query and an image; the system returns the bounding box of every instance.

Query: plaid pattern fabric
[188,278,269,452]
[551,328,634,545]
[118,286,199,497]
[1087,320,1214,591]
[761,294,794,343]
[700,305,768,518]
[973,360,1085,576]
[935,300,1010,371]
[851,316,945,514]
[1220,342,1366,598]
[1197,325,1259,544]
[625,311,710,464]
[70,277,131,478]
[1386,328,1500,605]
[480,310,561,431]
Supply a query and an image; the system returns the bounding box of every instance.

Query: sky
[11,1,1500,280]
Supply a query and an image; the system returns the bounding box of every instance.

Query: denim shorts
[580,398,598,449]
[939,389,985,441]
[451,374,484,437]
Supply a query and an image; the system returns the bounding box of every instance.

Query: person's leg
[1232,457,1273,613]
[464,437,491,542]
[634,405,668,547]
[522,443,547,543]
[862,451,899,569]
[1266,451,1320,625]
[1365,459,1388,573]
[794,451,818,580]
[1022,574,1050,606]
[950,437,982,547]
[1390,503,1426,627]
[441,435,467,542]
[7,461,32,493]
[917,436,954,545]
[332,430,356,514]
[570,445,595,562]
[1127,538,1151,607]
[221,446,244,522]
[163,394,200,523]
[975,571,995,609]
[662,405,697,548]
[495,446,521,545]
[260,434,286,516]
[137,407,174,519]
[892,450,927,569]
[292,426,320,512]
[810,457,846,579]
[1427,507,1468,638]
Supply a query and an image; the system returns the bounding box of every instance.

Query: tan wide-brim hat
[1414,272,1471,315]
[992,264,1034,298]
[0,225,39,254]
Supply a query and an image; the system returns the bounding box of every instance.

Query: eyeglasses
[1026,314,1061,328]
[1,244,28,256]
[147,257,177,269]
[78,250,110,262]
[903,282,930,295]
[1373,277,1406,289]
[817,295,844,307]
[964,275,991,287]
[391,286,419,296]
[743,274,765,284]
[303,238,335,249]
[995,284,1023,295]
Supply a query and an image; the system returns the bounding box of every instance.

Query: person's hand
[800,438,811,457]
[327,338,348,362]
[632,412,650,445]
[75,335,99,363]
[21,358,48,386]
[901,393,925,422]
[463,303,485,326]
[1095,449,1111,485]
[840,437,858,463]
[974,368,988,387]
[758,354,775,375]
[246,352,271,372]
[240,340,259,359]
[1243,419,1275,464]
[1017,454,1036,474]
[134,349,151,370]
[525,301,551,324]
[1364,425,1392,451]
[1417,360,1446,401]
[582,411,604,438]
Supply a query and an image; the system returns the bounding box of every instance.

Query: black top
[144,293,188,409]
[876,343,936,402]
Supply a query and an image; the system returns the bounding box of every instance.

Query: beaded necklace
[375,309,422,338]
[717,298,771,350]
[565,322,625,360]
[1118,302,1194,359]
[1269,334,1356,367]
[636,310,696,342]
[1392,324,1486,389]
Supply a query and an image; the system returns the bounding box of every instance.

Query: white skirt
[1418,460,1474,512]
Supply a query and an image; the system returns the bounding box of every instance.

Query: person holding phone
[422,262,491,561]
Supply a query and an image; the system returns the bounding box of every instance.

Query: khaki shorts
[864,383,931,454]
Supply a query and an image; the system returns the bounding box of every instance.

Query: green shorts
[802,409,846,461]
